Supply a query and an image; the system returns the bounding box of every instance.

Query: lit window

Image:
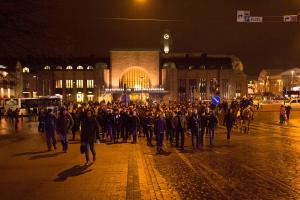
[44,66,51,70]
[87,80,94,88]
[77,65,84,70]
[56,66,62,70]
[55,80,62,88]
[76,80,83,88]
[87,66,93,70]
[66,65,73,70]
[23,67,30,73]
[66,80,73,88]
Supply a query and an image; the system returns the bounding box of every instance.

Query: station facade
[17,49,247,103]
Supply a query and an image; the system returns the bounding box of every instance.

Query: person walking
[71,109,80,141]
[13,108,20,129]
[145,112,154,146]
[285,105,292,121]
[224,108,235,141]
[175,111,187,150]
[207,111,218,146]
[155,113,167,153]
[44,109,57,151]
[80,110,99,165]
[130,111,140,143]
[189,109,200,148]
[199,111,208,146]
[279,105,286,124]
[166,111,175,146]
[56,108,71,152]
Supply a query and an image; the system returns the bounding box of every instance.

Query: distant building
[12,49,248,103]
[257,68,300,98]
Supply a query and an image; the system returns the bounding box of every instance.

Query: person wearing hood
[80,110,99,164]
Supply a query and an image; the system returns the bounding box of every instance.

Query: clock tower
[161,30,172,54]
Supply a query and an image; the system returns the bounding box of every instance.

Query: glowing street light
[291,70,295,85]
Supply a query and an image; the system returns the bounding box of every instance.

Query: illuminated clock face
[164,34,170,40]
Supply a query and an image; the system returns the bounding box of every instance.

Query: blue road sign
[212,95,221,105]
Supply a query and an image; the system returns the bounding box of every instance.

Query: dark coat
[80,117,100,143]
[44,113,57,133]
[56,114,70,135]
[224,113,235,127]
[130,115,140,129]
[155,118,167,135]
[207,114,218,129]
[188,114,200,130]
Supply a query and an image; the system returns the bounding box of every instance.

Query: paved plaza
[0,107,300,200]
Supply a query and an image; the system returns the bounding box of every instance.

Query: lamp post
[291,70,295,87]
[139,76,144,101]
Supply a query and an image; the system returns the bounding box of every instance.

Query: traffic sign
[283,15,298,22]
[212,95,221,105]
[237,10,250,22]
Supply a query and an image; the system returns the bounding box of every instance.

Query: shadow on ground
[13,150,49,157]
[29,152,64,160]
[54,164,93,182]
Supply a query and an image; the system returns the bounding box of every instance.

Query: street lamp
[291,70,295,85]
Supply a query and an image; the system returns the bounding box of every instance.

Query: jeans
[132,127,137,143]
[46,130,56,150]
[157,132,164,148]
[226,125,233,140]
[191,127,199,147]
[107,125,113,141]
[168,128,174,145]
[83,141,96,162]
[176,128,185,148]
[200,128,205,145]
[209,128,215,145]
[146,126,153,145]
[59,133,68,152]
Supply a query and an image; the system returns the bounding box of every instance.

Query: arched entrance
[120,68,151,101]
[120,67,151,89]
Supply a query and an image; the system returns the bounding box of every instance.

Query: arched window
[22,67,30,73]
[121,68,150,89]
[87,66,93,70]
[77,65,84,70]
[66,65,73,70]
[44,66,51,70]
[56,66,62,70]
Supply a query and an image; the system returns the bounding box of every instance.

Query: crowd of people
[34,98,255,164]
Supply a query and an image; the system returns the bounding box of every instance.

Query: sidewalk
[17,139,179,200]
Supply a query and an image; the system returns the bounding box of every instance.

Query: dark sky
[5,0,300,75]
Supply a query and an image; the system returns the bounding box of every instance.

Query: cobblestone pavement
[0,109,299,200]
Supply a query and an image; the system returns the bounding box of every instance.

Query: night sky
[3,0,300,75]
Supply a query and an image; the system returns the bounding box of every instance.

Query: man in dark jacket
[175,111,187,150]
[155,113,167,153]
[81,110,99,164]
[44,109,57,151]
[120,108,129,141]
[189,110,200,148]
[207,111,218,145]
[145,112,154,146]
[56,108,73,153]
[130,111,140,143]
[224,108,235,140]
